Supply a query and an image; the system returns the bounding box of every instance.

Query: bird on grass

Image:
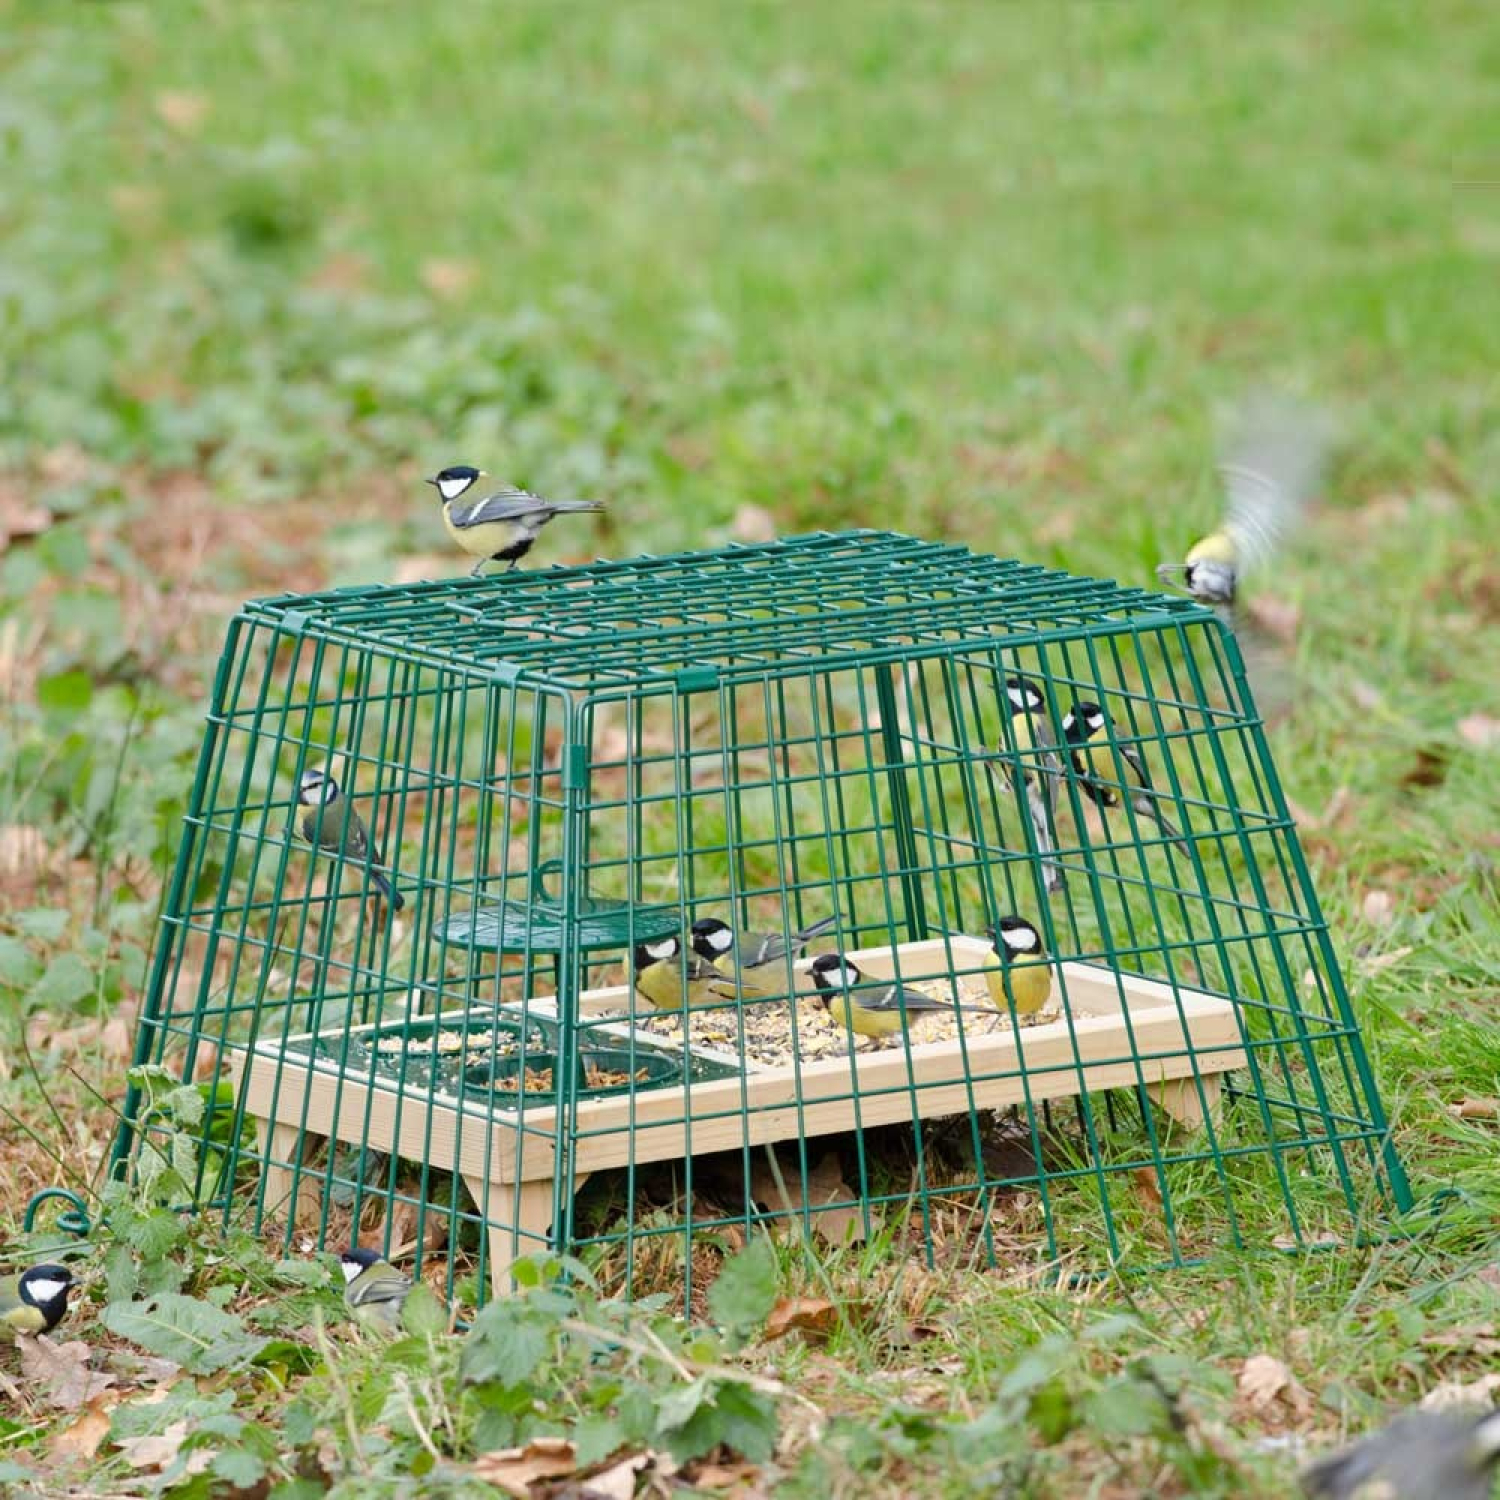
[983,916,1053,1019]
[426,465,604,576]
[984,676,1065,894]
[297,768,404,911]
[340,1247,414,1336]
[633,934,742,1012]
[1155,395,1329,630]
[1302,1406,1500,1500]
[808,953,1000,1043]
[689,913,839,997]
[1060,702,1190,856]
[0,1264,75,1339]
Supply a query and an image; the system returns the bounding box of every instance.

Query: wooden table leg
[1146,1072,1223,1129]
[466,1174,589,1297]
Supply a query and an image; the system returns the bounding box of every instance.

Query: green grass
[3,0,1499,1495]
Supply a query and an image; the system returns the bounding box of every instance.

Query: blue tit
[807,953,999,1042]
[426,465,604,576]
[0,1264,75,1339]
[1156,395,1328,627]
[689,913,838,997]
[633,934,741,1012]
[983,916,1053,1018]
[1060,702,1190,856]
[1302,1407,1500,1500]
[340,1247,414,1336]
[985,676,1064,894]
[297,768,404,911]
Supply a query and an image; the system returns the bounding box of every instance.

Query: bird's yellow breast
[825,991,902,1039]
[442,507,524,560]
[985,951,1052,1016]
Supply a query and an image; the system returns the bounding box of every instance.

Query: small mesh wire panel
[121,532,1407,1307]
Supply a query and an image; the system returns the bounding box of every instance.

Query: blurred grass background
[3,2,1500,1492]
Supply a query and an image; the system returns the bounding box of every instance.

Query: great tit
[984,916,1053,1018]
[0,1264,75,1339]
[984,676,1064,894]
[1060,702,1190,856]
[1302,1406,1500,1500]
[1156,396,1327,626]
[340,1247,414,1336]
[807,953,999,1042]
[689,913,839,997]
[297,768,404,911]
[633,934,742,1012]
[426,465,604,576]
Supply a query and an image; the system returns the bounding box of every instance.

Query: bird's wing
[1218,395,1330,574]
[866,983,949,1015]
[1028,710,1064,813]
[349,1268,412,1310]
[450,487,546,529]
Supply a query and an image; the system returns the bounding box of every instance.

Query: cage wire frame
[112,531,1411,1308]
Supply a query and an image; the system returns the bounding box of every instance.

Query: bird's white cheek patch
[438,477,473,502]
[644,939,677,960]
[708,929,733,952]
[26,1278,68,1303]
[339,1261,363,1284]
[1003,927,1038,952]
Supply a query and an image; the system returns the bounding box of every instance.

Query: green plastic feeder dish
[434,859,680,954]
[463,1046,682,1104]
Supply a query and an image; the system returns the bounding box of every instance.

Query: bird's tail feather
[371,869,405,911]
[793,913,841,946]
[547,500,606,514]
[1134,795,1190,857]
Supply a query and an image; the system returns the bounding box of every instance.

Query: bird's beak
[424,476,439,487]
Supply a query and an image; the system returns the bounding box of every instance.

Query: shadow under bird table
[111,530,1411,1308]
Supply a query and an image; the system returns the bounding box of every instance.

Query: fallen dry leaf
[49,1397,117,1463]
[1355,945,1414,977]
[1245,595,1301,644]
[154,91,209,133]
[1420,1324,1500,1355]
[729,504,778,544]
[1271,1230,1341,1251]
[1237,1353,1312,1416]
[1475,1264,1500,1291]
[1360,890,1396,927]
[1448,1098,1500,1121]
[18,1336,117,1412]
[116,1419,210,1473]
[764,1296,838,1343]
[1457,713,1500,750]
[751,1152,867,1246]
[1420,1372,1500,1411]
[1130,1165,1165,1214]
[1399,745,1451,790]
[421,258,480,299]
[688,1458,765,1492]
[472,1437,578,1496]
[1348,678,1385,711]
[580,1451,655,1500]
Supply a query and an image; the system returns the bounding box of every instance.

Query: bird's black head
[340,1247,382,1283]
[427,465,484,502]
[807,953,859,1000]
[1005,677,1044,714]
[18,1264,74,1325]
[690,917,734,961]
[633,935,680,971]
[1062,702,1106,740]
[991,916,1042,962]
[297,767,340,806]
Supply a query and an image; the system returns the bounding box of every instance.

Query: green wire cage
[114,530,1410,1306]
